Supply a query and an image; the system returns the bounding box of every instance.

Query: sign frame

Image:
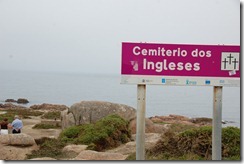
[121,42,240,87]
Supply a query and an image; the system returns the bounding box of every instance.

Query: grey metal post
[212,86,223,160]
[136,84,146,160]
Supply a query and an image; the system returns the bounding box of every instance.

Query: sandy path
[21,116,62,140]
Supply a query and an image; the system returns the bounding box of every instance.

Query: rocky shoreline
[0,100,237,160]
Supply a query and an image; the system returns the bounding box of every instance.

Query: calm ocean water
[0,70,240,127]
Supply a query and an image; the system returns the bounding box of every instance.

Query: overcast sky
[0,0,240,75]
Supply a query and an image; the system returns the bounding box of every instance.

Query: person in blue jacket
[9,115,23,134]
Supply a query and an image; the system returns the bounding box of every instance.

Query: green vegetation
[0,109,43,122]
[59,114,131,151]
[41,111,61,119]
[32,123,61,129]
[127,126,240,160]
[27,114,131,159]
[168,123,197,133]
[24,112,240,160]
[26,137,67,159]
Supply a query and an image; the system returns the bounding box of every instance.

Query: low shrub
[145,126,240,160]
[26,138,66,159]
[32,123,61,129]
[59,114,131,151]
[59,125,83,143]
[222,127,240,157]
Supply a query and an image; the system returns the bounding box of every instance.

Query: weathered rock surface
[61,109,75,129]
[0,143,38,160]
[30,103,68,111]
[65,101,136,127]
[129,117,168,134]
[0,103,27,109]
[74,150,127,160]
[108,133,162,155]
[0,133,36,146]
[149,114,212,126]
[62,144,88,154]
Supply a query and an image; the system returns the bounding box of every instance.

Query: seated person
[8,115,23,134]
[0,118,9,135]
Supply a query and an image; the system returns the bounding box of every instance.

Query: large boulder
[0,143,38,160]
[61,109,75,129]
[74,150,127,160]
[0,133,36,146]
[65,101,136,127]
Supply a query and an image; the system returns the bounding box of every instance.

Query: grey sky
[0,0,240,75]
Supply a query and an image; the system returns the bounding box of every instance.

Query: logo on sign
[220,80,225,84]
[221,52,239,71]
[162,78,166,84]
[205,80,211,85]
[186,79,197,85]
[130,61,138,71]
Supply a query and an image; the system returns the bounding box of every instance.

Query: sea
[0,70,241,127]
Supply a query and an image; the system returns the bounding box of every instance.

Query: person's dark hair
[3,118,8,122]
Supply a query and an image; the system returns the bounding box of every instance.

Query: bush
[146,126,240,160]
[59,125,83,143]
[28,114,132,159]
[59,114,131,151]
[32,123,61,129]
[26,138,66,159]
[222,127,240,157]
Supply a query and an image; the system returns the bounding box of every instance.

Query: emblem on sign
[221,52,239,71]
[131,61,139,71]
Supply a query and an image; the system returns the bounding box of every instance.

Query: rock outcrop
[149,114,212,126]
[129,117,169,134]
[5,99,17,103]
[107,133,162,155]
[0,143,38,160]
[30,103,68,111]
[0,133,36,146]
[62,101,136,128]
[17,98,29,104]
[0,103,27,109]
[4,98,29,104]
[62,144,88,155]
[61,109,75,129]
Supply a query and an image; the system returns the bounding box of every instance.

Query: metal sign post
[136,84,146,160]
[212,86,223,160]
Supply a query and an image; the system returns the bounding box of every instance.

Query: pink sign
[121,42,240,78]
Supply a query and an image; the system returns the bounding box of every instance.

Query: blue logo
[186,79,197,85]
[220,80,225,84]
[205,80,211,85]
[162,78,166,84]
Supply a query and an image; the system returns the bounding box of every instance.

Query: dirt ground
[21,116,62,140]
